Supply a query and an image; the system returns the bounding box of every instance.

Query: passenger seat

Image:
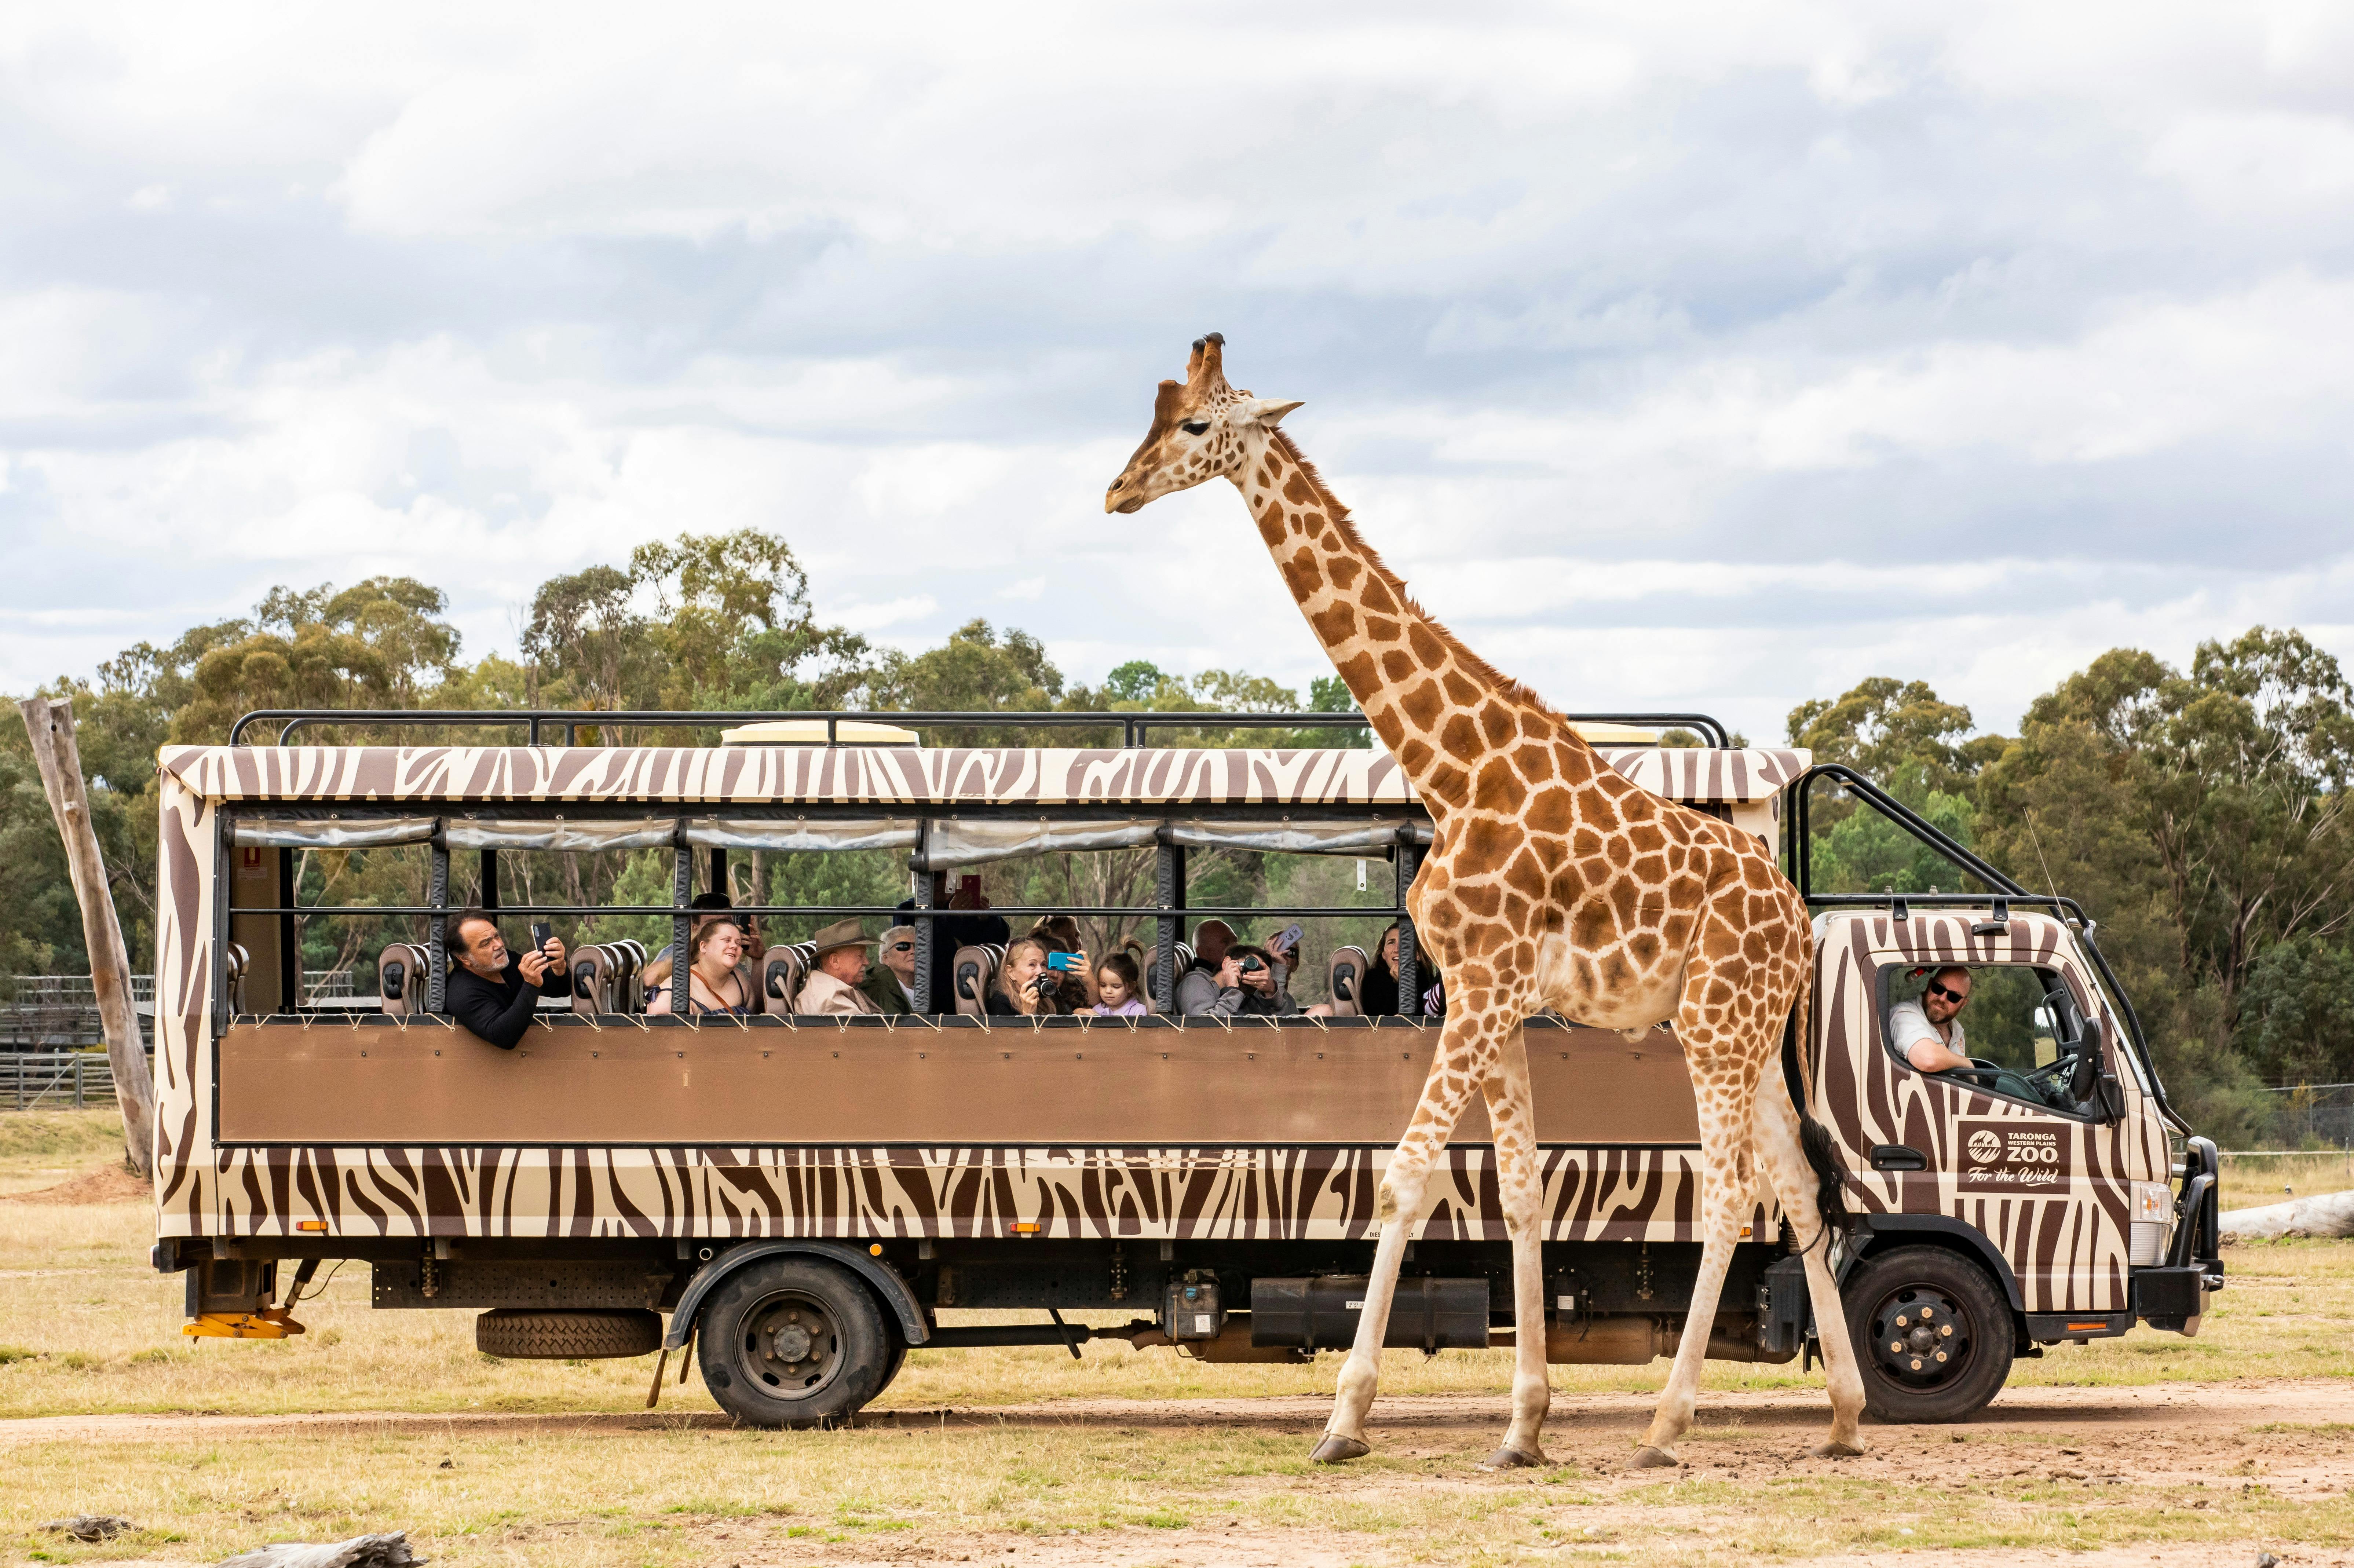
[1327,945,1369,1019]
[375,942,423,1018]
[952,943,1004,1016]
[759,944,809,1014]
[569,945,614,1016]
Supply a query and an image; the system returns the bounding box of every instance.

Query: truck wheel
[694,1257,889,1429]
[1844,1246,2014,1423]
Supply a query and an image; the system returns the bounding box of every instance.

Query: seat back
[759,944,808,1015]
[608,939,646,1013]
[1327,945,1370,1019]
[569,944,615,1016]
[375,942,422,1017]
[225,941,251,1015]
[951,943,1004,1016]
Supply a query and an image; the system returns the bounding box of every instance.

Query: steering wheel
[1941,1059,2004,1090]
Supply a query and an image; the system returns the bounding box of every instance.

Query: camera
[1239,955,1265,974]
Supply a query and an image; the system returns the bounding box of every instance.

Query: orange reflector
[869,1243,883,1256]
[2065,1322,2107,1332]
[296,1220,328,1233]
[1012,1221,1040,1234]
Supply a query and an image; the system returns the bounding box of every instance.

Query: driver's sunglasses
[1927,983,1970,1004]
[888,941,915,953]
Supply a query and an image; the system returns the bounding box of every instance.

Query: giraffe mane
[1268,428,1560,721]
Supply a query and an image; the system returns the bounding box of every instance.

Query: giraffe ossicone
[1105,333,1870,1468]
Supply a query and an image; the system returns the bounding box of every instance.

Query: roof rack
[223,708,1736,749]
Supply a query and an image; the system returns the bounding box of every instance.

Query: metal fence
[2259,1083,2354,1149]
[0,1051,141,1110]
[0,971,355,1049]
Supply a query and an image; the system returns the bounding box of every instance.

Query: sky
[2,3,2350,746]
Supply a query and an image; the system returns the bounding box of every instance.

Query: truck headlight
[2130,1181,2173,1266]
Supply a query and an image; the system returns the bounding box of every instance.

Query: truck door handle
[1871,1144,1927,1172]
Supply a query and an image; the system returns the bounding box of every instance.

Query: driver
[1890,966,1972,1073]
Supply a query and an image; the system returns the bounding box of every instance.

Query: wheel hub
[741,1294,842,1393]
[1869,1287,1970,1387]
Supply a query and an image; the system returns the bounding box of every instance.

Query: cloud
[0,2,2347,744]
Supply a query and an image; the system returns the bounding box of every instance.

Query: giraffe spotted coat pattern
[1105,333,1868,1469]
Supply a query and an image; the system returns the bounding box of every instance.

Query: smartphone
[1269,924,1304,954]
[530,921,553,954]
[1045,951,1080,972]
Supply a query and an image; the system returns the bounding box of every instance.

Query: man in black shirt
[445,909,567,1049]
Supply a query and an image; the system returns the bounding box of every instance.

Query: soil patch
[1,1163,148,1204]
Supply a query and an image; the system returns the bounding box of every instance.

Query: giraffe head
[1104,333,1302,513]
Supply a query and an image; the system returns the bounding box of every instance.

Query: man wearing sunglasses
[858,924,918,1016]
[1890,966,1974,1073]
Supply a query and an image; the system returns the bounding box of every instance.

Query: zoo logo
[1967,1129,2001,1164]
[1956,1118,2071,1193]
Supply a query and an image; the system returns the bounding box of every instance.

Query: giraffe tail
[1782,966,1850,1241]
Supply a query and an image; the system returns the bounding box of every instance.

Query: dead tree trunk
[18,697,157,1176]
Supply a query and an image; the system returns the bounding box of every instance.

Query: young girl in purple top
[1091,951,1149,1017]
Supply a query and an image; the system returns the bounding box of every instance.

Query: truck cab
[1789,767,2223,1421]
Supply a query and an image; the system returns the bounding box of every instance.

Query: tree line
[3,527,2348,1140]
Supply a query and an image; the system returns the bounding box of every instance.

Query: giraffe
[1104,333,1867,1470]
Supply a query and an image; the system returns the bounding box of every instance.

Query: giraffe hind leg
[1755,1051,1867,1456]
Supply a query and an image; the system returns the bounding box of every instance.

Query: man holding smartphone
[445,909,568,1050]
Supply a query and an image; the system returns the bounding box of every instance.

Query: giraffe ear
[1238,398,1303,427]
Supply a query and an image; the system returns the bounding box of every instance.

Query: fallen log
[2217,1188,2354,1243]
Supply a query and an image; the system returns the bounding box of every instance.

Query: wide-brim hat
[808,917,875,957]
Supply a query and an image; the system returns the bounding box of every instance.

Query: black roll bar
[224,707,1736,749]
[1785,761,2181,1132]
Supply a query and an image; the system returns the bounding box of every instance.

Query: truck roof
[158,742,1812,808]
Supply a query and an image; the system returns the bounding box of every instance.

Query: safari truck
[147,709,2223,1428]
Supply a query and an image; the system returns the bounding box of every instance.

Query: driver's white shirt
[1888,998,1964,1060]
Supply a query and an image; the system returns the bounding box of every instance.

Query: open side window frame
[1871,960,2107,1124]
[1786,762,2182,1134]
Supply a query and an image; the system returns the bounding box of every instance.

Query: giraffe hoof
[1479,1445,1548,1471]
[1310,1434,1371,1465]
[1626,1445,1680,1470]
[1812,1439,1866,1459]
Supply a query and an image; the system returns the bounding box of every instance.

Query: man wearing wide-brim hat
[794,918,881,1016]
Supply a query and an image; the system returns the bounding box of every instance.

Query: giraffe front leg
[1314,1011,1497,1463]
[1630,1066,1755,1470]
[1479,1027,1552,1470]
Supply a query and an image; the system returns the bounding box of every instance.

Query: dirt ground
[9,1382,2354,1565]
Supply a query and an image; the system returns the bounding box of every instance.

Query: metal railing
[224,707,1736,749]
[0,1050,145,1111]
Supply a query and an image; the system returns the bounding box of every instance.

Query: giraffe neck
[1232,428,1532,812]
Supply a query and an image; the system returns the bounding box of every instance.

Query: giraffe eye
[1181,420,1209,436]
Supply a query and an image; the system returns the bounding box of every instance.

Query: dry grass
[3,1110,2352,1564]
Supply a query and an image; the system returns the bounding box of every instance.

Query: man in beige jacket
[794,918,881,1016]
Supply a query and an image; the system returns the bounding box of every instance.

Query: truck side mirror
[2068,1019,2103,1104]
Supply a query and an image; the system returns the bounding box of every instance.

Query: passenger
[1026,915,1094,1007]
[902,873,1010,1006]
[1182,939,1320,1018]
[794,919,882,1016]
[1357,923,1402,1016]
[1173,920,1238,1016]
[638,892,741,996]
[987,936,1072,1017]
[1890,966,1974,1073]
[1090,951,1148,1017]
[646,919,752,1017]
[445,909,567,1050]
[859,924,918,1016]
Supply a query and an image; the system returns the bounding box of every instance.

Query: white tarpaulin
[230,816,438,849]
[684,816,921,852]
[442,818,676,852]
